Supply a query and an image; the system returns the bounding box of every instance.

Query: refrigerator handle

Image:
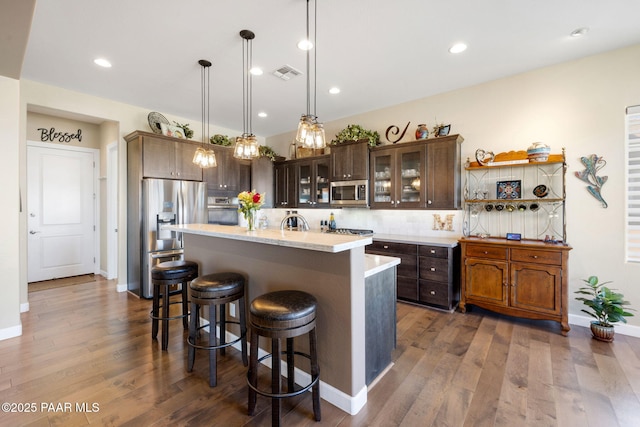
[176,185,183,247]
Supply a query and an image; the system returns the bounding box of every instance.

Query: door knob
[29,230,40,234]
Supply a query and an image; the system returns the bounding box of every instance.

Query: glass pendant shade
[295,0,326,150]
[193,58,217,168]
[193,146,217,168]
[234,30,260,159]
[234,134,259,160]
[296,115,326,149]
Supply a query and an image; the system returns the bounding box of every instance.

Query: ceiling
[12,0,640,137]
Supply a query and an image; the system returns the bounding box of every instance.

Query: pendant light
[192,59,217,168]
[234,29,260,159]
[295,0,326,149]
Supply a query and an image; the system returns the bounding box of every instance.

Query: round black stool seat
[247,290,321,426]
[152,260,198,281]
[150,260,198,351]
[187,272,248,387]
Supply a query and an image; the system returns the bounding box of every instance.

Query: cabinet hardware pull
[430,249,436,254]
[430,290,436,295]
[383,245,389,249]
[531,255,538,259]
[483,251,488,254]
[430,267,436,271]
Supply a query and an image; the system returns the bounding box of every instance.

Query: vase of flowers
[238,190,264,231]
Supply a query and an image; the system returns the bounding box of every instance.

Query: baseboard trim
[20,302,29,313]
[0,324,22,341]
[569,314,640,338]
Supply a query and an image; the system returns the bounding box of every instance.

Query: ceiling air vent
[273,65,302,81]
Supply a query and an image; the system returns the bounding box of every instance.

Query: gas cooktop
[325,228,374,236]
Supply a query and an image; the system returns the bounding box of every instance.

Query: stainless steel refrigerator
[127,178,206,298]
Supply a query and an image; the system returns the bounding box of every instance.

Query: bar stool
[247,290,321,426]
[150,260,198,351]
[187,272,248,387]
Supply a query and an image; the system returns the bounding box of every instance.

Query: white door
[27,143,97,282]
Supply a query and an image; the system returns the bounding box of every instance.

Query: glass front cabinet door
[370,145,425,208]
[296,156,330,208]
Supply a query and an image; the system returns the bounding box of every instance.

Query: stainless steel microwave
[330,180,368,206]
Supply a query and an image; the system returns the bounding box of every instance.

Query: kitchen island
[165,224,399,415]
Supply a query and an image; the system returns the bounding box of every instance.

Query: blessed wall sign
[37,127,83,143]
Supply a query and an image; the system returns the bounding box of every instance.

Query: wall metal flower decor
[575,154,608,208]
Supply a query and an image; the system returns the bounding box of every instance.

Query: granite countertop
[165,224,372,253]
[372,233,460,247]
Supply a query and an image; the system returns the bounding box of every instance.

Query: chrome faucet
[280,212,310,231]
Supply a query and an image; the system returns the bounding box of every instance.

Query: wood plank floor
[1,276,639,426]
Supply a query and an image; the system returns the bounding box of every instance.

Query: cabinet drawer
[418,280,450,307]
[419,257,449,282]
[510,248,562,265]
[368,241,417,256]
[418,245,449,258]
[465,244,507,260]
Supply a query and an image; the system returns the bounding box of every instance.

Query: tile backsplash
[249,208,464,238]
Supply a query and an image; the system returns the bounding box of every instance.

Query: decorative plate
[160,122,184,138]
[533,184,548,198]
[148,112,169,134]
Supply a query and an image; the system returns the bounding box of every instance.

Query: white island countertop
[166,223,372,253]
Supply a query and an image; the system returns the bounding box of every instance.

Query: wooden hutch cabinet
[459,237,571,335]
[460,150,571,335]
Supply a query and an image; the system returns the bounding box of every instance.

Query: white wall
[268,44,640,328]
[17,80,249,313]
[0,76,22,339]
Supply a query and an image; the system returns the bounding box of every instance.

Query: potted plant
[574,276,634,342]
[173,122,194,139]
[258,145,283,161]
[210,134,232,146]
[331,124,380,147]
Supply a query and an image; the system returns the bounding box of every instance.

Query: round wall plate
[148,112,169,134]
[533,184,548,198]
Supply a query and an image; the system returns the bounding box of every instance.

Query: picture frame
[438,124,451,136]
[496,180,521,199]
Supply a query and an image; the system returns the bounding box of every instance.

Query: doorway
[27,141,99,282]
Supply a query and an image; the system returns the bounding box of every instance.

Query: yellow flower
[238,190,264,218]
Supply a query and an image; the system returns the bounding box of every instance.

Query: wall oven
[330,180,368,206]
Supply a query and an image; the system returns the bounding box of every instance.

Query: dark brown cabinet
[331,140,369,181]
[459,238,571,335]
[418,245,460,310]
[370,145,424,209]
[366,239,460,310]
[296,156,330,208]
[126,131,203,181]
[370,134,463,210]
[274,161,297,208]
[202,146,250,197]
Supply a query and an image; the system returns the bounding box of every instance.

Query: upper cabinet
[369,135,463,210]
[274,161,298,208]
[296,155,331,208]
[202,146,251,197]
[330,140,369,181]
[126,131,203,181]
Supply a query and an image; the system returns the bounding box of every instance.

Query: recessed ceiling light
[250,67,263,76]
[94,58,112,68]
[448,43,467,54]
[258,112,267,118]
[329,87,340,94]
[297,39,313,50]
[570,27,589,37]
